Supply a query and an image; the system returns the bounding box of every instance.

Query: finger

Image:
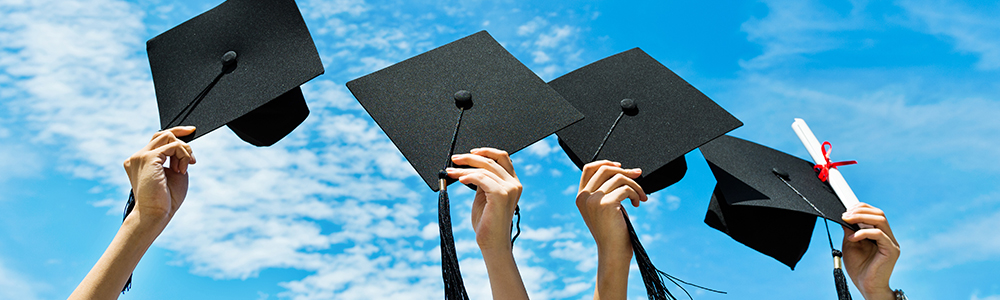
[605,184,643,208]
[584,165,642,195]
[470,147,516,178]
[155,141,195,174]
[166,126,197,138]
[176,156,192,174]
[456,170,505,197]
[580,160,621,190]
[597,173,647,203]
[846,205,884,218]
[847,228,898,253]
[451,153,513,181]
[842,212,888,229]
[843,205,894,241]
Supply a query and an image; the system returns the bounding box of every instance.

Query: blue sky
[1,0,999,299]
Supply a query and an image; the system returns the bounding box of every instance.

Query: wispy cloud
[898,0,1000,70]
[1,0,608,299]
[740,0,867,70]
[514,16,586,80]
[0,259,43,300]
[972,292,1000,300]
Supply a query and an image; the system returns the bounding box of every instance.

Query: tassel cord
[621,207,725,300]
[774,174,852,300]
[120,191,136,293]
[510,205,521,246]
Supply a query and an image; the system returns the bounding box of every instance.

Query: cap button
[454,90,473,109]
[620,98,638,116]
[772,167,790,179]
[221,51,238,66]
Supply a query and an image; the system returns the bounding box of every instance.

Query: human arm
[69,126,197,300]
[841,202,900,300]
[575,161,647,300]
[447,147,527,300]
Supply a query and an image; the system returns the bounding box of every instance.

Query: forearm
[481,247,529,300]
[69,211,168,300]
[594,245,631,300]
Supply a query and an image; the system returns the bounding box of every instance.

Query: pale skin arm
[447,147,528,300]
[69,126,197,300]
[576,161,647,300]
[841,202,900,300]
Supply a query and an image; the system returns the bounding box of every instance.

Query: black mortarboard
[346,31,583,299]
[122,0,323,293]
[701,135,859,268]
[146,0,324,146]
[347,30,583,191]
[551,48,743,194]
[550,48,740,299]
[701,135,861,299]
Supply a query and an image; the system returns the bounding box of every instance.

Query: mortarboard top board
[551,48,743,194]
[700,135,861,269]
[146,0,324,146]
[346,30,583,300]
[346,30,584,191]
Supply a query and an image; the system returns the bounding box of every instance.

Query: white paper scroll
[792,118,872,229]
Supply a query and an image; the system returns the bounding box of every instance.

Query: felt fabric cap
[147,0,324,146]
[551,48,742,193]
[346,30,584,191]
[701,135,860,269]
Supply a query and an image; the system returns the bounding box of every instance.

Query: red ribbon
[814,141,857,182]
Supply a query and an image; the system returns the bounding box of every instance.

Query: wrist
[861,286,895,300]
[123,209,170,238]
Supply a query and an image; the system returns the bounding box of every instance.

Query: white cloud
[519,225,577,242]
[0,0,606,299]
[904,208,1000,270]
[972,292,1000,300]
[513,17,586,80]
[898,0,1000,70]
[0,260,43,300]
[525,136,559,157]
[549,240,596,272]
[740,0,866,70]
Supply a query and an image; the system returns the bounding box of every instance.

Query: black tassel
[624,208,674,300]
[121,191,136,294]
[622,207,725,300]
[438,176,469,300]
[832,250,852,300]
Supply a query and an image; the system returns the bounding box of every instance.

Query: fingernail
[184,126,196,130]
[451,154,460,159]
[632,168,642,173]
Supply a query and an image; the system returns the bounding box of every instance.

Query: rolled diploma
[792,118,873,229]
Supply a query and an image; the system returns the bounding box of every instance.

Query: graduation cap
[701,135,861,299]
[346,31,583,299]
[121,0,323,292]
[550,48,741,299]
[146,0,324,146]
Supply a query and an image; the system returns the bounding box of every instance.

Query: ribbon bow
[814,141,857,182]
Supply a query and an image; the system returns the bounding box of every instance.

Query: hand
[447,147,522,252]
[576,160,647,255]
[576,160,647,300]
[69,127,197,300]
[447,147,527,300]
[841,202,899,300]
[123,126,197,228]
